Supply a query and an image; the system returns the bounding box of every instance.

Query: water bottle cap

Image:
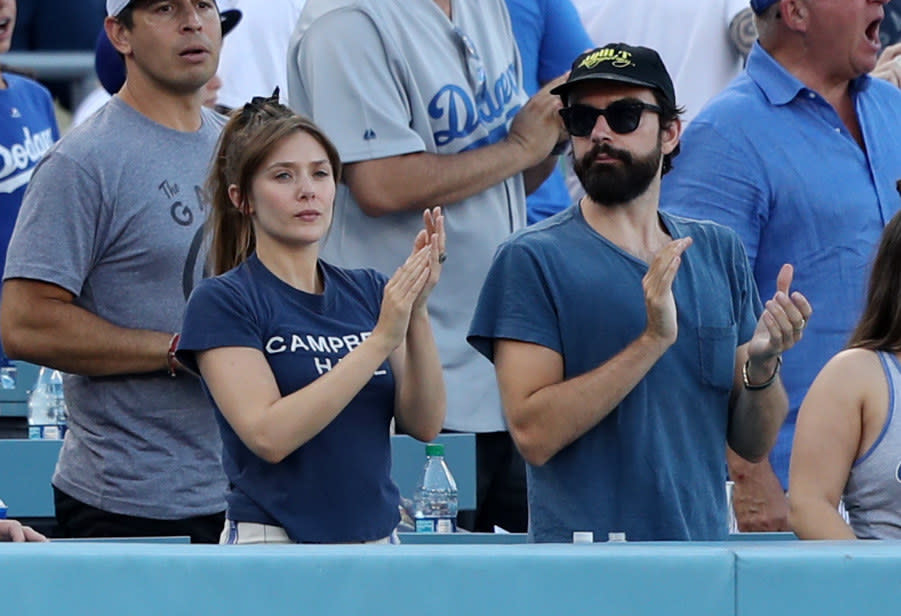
[572,531,594,544]
[425,443,445,457]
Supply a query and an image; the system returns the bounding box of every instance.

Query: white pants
[220,520,397,545]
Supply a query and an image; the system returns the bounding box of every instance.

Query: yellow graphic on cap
[579,47,634,70]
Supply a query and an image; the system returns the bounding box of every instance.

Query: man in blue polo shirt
[662,0,901,531]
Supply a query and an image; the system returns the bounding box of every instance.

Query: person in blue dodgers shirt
[661,0,901,533]
[287,0,567,533]
[0,0,59,365]
[177,93,447,544]
[468,44,813,542]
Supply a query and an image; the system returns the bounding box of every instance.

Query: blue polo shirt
[661,43,901,488]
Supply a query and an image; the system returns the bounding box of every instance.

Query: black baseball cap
[551,43,676,108]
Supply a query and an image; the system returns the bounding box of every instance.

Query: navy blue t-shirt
[469,206,761,542]
[179,254,400,543]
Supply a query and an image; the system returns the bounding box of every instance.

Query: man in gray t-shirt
[288,0,566,532]
[0,0,228,542]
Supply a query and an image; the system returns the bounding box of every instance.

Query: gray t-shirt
[288,0,528,432]
[4,97,228,519]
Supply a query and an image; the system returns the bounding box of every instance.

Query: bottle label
[0,365,16,390]
[28,425,65,440]
[414,517,456,533]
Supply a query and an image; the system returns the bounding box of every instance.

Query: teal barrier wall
[0,433,477,517]
[2,541,900,616]
[0,542,736,616]
[734,542,901,615]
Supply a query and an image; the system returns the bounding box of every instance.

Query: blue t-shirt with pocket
[468,206,761,541]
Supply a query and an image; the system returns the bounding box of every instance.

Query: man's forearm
[728,448,790,532]
[2,281,173,377]
[344,137,545,217]
[728,357,789,461]
[501,332,670,466]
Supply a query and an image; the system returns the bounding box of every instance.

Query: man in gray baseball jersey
[0,0,228,541]
[288,0,565,531]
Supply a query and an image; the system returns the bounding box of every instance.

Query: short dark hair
[652,89,684,175]
[114,1,144,30]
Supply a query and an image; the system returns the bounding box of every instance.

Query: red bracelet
[167,333,181,378]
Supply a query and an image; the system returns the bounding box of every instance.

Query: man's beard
[573,138,662,207]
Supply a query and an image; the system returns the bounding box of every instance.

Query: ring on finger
[438,252,447,264]
[793,316,807,332]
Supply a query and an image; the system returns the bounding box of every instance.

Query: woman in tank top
[789,209,901,539]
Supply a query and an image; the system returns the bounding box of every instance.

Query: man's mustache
[582,142,633,167]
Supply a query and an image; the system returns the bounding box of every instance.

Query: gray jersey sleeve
[290,8,425,164]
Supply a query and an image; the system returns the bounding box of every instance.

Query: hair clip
[241,87,281,121]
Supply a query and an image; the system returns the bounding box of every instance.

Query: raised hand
[373,244,431,351]
[410,206,446,313]
[506,73,568,166]
[642,237,693,346]
[747,264,812,362]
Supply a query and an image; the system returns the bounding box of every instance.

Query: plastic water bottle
[27,367,67,440]
[0,498,7,519]
[0,361,16,390]
[413,443,458,533]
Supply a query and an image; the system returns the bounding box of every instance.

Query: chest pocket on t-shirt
[696,325,737,392]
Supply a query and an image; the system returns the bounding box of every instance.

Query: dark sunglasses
[559,100,663,137]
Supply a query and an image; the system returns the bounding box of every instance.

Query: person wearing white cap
[662,0,901,533]
[0,0,229,541]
